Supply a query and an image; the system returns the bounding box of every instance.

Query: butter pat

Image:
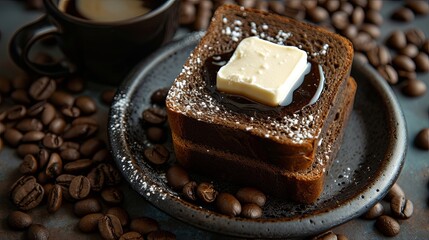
[217,37,308,106]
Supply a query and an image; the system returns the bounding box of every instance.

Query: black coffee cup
[10,0,180,85]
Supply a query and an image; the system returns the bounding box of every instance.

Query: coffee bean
[236,187,266,207]
[50,90,74,107]
[367,45,391,67]
[4,128,23,146]
[182,181,197,201]
[42,133,63,149]
[69,175,91,199]
[7,105,26,121]
[60,148,81,161]
[144,144,169,165]
[331,11,349,30]
[72,116,98,126]
[59,141,80,151]
[365,10,383,25]
[93,149,112,163]
[29,76,56,101]
[75,95,97,115]
[151,88,169,105]
[406,28,426,47]
[27,224,49,240]
[27,101,45,117]
[74,198,102,217]
[402,79,427,97]
[101,186,124,205]
[101,89,116,105]
[377,65,398,85]
[142,107,167,126]
[80,138,104,157]
[66,76,84,93]
[385,31,407,50]
[48,118,67,134]
[87,167,105,191]
[120,232,144,240]
[307,6,329,23]
[43,183,54,197]
[197,182,218,203]
[414,52,429,72]
[8,211,32,230]
[391,7,414,22]
[166,165,190,190]
[46,152,62,178]
[146,230,176,240]
[351,6,364,26]
[179,2,196,25]
[19,154,38,174]
[415,128,429,150]
[352,32,376,52]
[41,103,56,126]
[147,127,166,143]
[130,217,159,235]
[98,163,121,186]
[384,183,405,201]
[63,123,97,139]
[47,184,63,213]
[392,55,416,72]
[60,185,74,202]
[37,148,50,169]
[56,174,76,187]
[106,207,129,227]
[241,203,262,219]
[311,231,337,240]
[397,70,416,82]
[363,202,384,219]
[216,192,241,216]
[390,196,413,219]
[79,213,104,233]
[398,44,419,59]
[375,215,400,237]
[17,144,40,158]
[10,175,44,210]
[406,0,429,15]
[61,105,81,118]
[98,214,123,240]
[354,52,368,64]
[22,130,45,142]
[360,23,380,39]
[11,89,31,104]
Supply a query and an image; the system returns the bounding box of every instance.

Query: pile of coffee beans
[360,183,414,237]
[142,88,268,219]
[0,74,175,239]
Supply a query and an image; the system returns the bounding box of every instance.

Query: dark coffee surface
[0,1,428,239]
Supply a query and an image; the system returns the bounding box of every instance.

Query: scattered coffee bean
[414,52,429,72]
[216,192,241,216]
[101,186,124,205]
[27,224,49,240]
[49,118,67,134]
[406,28,426,47]
[69,175,91,199]
[391,7,414,22]
[50,90,74,107]
[375,215,400,237]
[60,148,81,161]
[151,88,169,105]
[236,187,266,207]
[87,167,105,191]
[241,203,262,219]
[106,207,130,227]
[307,6,329,23]
[43,133,63,149]
[56,174,76,187]
[22,130,45,142]
[142,107,167,126]
[4,128,23,147]
[146,230,176,240]
[64,159,93,173]
[166,165,190,190]
[393,55,416,72]
[144,144,169,165]
[361,23,380,39]
[130,217,159,235]
[16,143,40,157]
[182,181,197,201]
[10,175,44,210]
[79,213,104,233]
[61,105,81,118]
[98,163,122,186]
[401,79,427,97]
[47,184,63,213]
[80,138,104,157]
[397,70,416,82]
[38,148,50,169]
[384,183,405,201]
[41,103,56,126]
[415,128,429,150]
[19,154,38,174]
[74,198,102,217]
[398,44,419,59]
[101,89,116,105]
[365,9,383,25]
[367,45,391,67]
[98,214,123,240]
[92,149,112,163]
[29,76,56,101]
[45,152,63,178]
[75,95,97,115]
[385,30,407,50]
[8,211,32,230]
[120,231,144,240]
[390,196,413,219]
[197,182,218,203]
[363,202,384,219]
[7,105,26,121]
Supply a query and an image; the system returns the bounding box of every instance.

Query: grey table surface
[0,1,428,239]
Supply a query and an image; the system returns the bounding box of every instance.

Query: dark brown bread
[166,5,355,203]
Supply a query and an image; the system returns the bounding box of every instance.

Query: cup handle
[9,15,71,77]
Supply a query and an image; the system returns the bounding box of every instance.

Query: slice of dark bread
[166,5,355,203]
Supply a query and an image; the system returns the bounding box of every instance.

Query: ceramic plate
[108,32,406,238]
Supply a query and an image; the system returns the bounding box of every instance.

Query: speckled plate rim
[108,32,407,238]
